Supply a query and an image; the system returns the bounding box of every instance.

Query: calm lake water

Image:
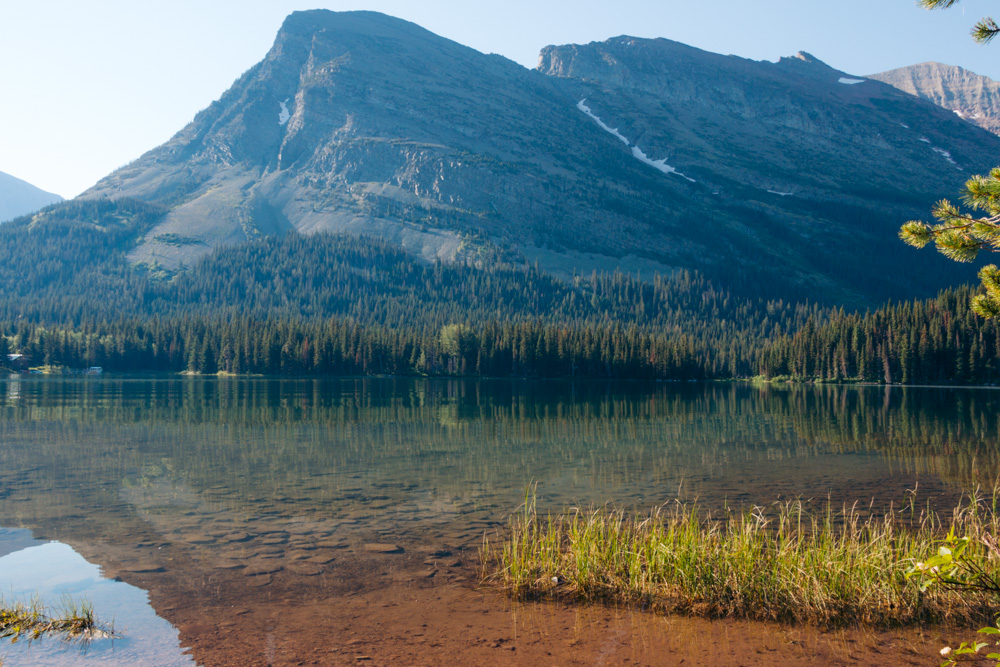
[0,377,997,665]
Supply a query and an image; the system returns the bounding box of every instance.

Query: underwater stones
[212,560,246,570]
[244,562,283,576]
[308,554,338,565]
[314,540,349,549]
[224,531,253,543]
[120,563,166,573]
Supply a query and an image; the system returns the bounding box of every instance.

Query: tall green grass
[480,491,1000,628]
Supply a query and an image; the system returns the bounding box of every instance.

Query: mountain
[534,40,1000,303]
[0,171,62,222]
[69,12,1000,306]
[868,62,1000,136]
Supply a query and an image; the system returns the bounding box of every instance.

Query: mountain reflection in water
[0,377,995,665]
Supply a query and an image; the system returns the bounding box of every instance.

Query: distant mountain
[71,11,1000,306]
[869,62,1000,136]
[0,171,62,222]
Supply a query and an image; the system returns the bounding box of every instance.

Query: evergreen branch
[918,0,961,9]
[973,17,1000,44]
[936,231,983,262]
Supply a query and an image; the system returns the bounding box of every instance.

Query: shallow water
[0,377,996,665]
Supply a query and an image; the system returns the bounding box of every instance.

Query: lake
[0,377,995,665]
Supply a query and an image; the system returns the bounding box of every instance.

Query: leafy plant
[906,528,1000,664]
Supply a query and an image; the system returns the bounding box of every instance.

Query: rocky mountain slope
[0,171,62,223]
[80,11,1000,305]
[869,62,1000,136]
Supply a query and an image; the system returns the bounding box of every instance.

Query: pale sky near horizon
[2,0,999,199]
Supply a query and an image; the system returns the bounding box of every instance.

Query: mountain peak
[776,50,838,73]
[276,9,431,40]
[76,13,1000,305]
[791,51,820,63]
[869,61,1000,135]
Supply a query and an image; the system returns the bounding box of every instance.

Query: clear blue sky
[2,0,998,198]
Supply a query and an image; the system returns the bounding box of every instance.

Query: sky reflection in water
[0,529,194,666]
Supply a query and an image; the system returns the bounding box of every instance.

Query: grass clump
[481,492,1000,629]
[0,596,114,646]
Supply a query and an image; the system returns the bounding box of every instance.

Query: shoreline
[5,371,1000,391]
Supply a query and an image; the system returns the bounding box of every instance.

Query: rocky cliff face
[0,171,62,223]
[89,11,657,273]
[82,11,1000,305]
[536,37,1000,302]
[869,62,1000,136]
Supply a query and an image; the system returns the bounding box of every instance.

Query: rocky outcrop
[869,62,1000,136]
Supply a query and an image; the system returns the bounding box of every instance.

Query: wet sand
[131,558,944,666]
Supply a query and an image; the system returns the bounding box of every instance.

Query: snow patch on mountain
[932,146,959,167]
[576,99,628,145]
[838,77,866,85]
[577,99,695,182]
[630,146,697,181]
[278,99,291,126]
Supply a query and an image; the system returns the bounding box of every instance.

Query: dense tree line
[760,287,1000,384]
[0,283,996,383]
[0,316,720,379]
[2,199,999,382]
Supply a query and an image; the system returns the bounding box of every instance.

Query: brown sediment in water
[4,492,971,666]
[116,549,945,667]
[9,451,971,665]
[42,502,950,667]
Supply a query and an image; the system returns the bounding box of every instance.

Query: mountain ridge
[869,61,1000,136]
[73,10,1000,306]
[0,171,62,223]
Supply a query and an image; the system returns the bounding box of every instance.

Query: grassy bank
[0,597,112,646]
[480,493,1000,628]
